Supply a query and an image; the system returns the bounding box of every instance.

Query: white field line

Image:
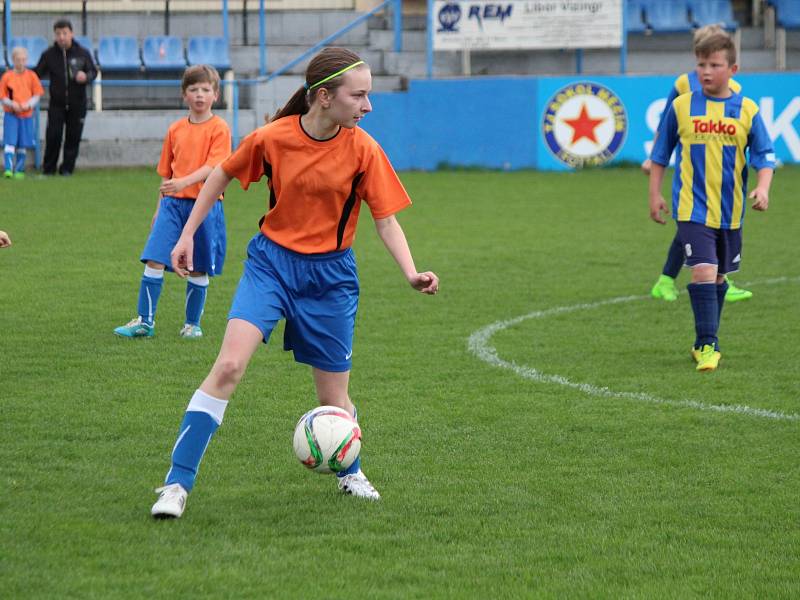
[467,278,800,422]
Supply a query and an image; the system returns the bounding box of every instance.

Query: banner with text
[362,73,800,171]
[433,0,623,50]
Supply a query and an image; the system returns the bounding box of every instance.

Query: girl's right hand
[171,234,194,277]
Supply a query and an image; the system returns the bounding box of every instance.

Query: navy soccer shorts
[677,221,742,275]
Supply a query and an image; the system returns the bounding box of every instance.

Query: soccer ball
[292,405,361,474]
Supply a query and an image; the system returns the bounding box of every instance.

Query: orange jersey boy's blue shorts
[141,196,227,276]
[228,233,359,372]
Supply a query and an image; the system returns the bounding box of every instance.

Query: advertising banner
[433,0,623,50]
[364,73,800,172]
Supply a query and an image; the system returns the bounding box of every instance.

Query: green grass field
[1,166,798,598]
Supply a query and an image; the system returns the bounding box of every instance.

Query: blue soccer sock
[3,146,14,172]
[715,280,729,349]
[337,405,361,478]
[165,389,228,492]
[662,235,685,279]
[687,282,719,349]
[137,266,164,326]
[185,275,209,326]
[15,149,26,173]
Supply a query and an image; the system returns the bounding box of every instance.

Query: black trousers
[43,104,87,175]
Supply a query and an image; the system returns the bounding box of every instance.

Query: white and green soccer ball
[292,406,361,474]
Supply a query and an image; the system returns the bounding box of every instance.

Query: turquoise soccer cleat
[179,324,203,339]
[114,316,154,338]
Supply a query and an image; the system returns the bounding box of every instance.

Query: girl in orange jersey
[151,48,439,518]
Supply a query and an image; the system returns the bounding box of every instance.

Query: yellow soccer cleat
[695,344,721,372]
[691,347,701,363]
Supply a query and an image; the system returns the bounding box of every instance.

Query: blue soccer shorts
[3,113,35,148]
[228,233,359,373]
[677,221,742,275]
[141,196,226,276]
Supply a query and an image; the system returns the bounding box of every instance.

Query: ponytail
[270,86,309,122]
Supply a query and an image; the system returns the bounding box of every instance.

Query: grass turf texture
[1,167,798,598]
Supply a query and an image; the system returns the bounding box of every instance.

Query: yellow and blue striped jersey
[651,91,775,230]
[656,72,741,134]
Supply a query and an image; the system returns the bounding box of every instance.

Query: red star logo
[562,103,606,145]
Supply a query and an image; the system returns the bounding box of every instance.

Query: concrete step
[230,45,385,76]
[368,29,427,52]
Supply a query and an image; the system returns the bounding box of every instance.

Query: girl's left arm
[374,215,438,295]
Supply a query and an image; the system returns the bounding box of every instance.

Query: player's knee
[212,356,248,387]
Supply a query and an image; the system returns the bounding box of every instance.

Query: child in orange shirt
[1,47,44,179]
[150,48,438,518]
[114,65,231,339]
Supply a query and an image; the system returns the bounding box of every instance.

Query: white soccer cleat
[151,483,188,518]
[337,469,381,501]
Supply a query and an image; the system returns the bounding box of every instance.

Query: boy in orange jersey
[1,47,44,179]
[114,65,231,339]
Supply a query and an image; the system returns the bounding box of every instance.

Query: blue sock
[337,406,361,478]
[185,277,208,326]
[15,150,26,173]
[715,281,729,350]
[662,235,685,279]
[687,282,719,349]
[165,390,228,492]
[137,270,164,326]
[3,150,13,172]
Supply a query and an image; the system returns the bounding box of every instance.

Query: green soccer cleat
[13,171,24,180]
[114,316,154,338]
[179,324,203,339]
[3,170,12,179]
[724,278,753,303]
[695,344,721,372]
[651,274,678,302]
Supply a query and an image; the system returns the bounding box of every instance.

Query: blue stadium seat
[689,1,738,30]
[97,36,142,70]
[643,1,692,33]
[773,0,800,28]
[626,0,648,33]
[74,36,95,57]
[187,36,231,71]
[142,36,186,70]
[8,36,49,68]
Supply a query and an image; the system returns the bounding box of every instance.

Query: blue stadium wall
[360,73,800,171]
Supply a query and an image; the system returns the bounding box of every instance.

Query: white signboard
[433,0,623,51]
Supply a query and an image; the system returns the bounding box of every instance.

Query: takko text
[693,119,737,135]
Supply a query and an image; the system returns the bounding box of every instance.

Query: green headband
[305,60,365,91]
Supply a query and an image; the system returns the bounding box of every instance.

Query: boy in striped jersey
[643,26,752,303]
[648,31,775,372]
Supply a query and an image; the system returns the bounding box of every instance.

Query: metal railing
[264,0,401,80]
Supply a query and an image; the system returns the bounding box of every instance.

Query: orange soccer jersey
[222,115,411,254]
[0,69,44,119]
[157,115,232,199]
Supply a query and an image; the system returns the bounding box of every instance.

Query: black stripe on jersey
[336,172,364,251]
[263,159,276,210]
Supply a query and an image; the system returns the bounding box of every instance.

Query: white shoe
[151,483,188,518]
[337,469,380,501]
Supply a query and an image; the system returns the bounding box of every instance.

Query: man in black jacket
[35,19,97,175]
